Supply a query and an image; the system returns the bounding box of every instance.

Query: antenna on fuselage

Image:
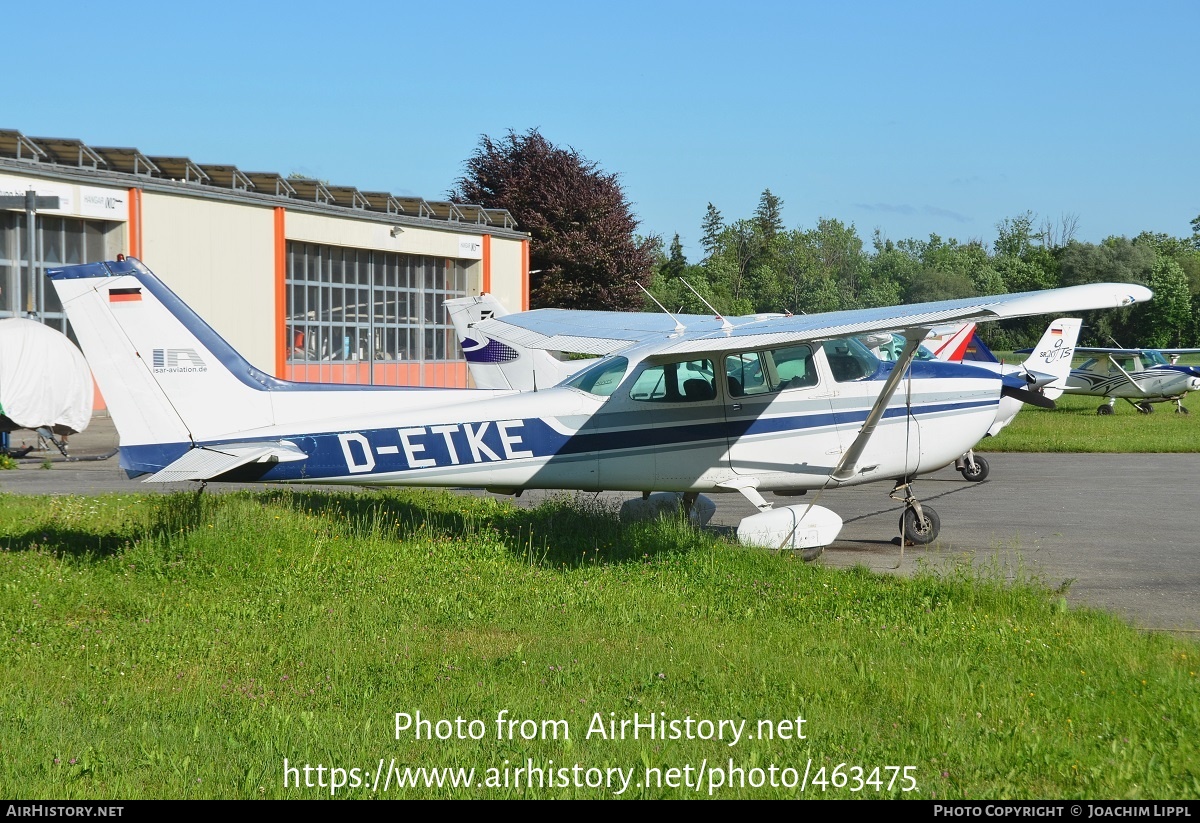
[680,279,733,333]
[637,283,686,335]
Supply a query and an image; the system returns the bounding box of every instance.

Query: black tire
[799,546,825,562]
[1137,402,1154,414]
[1177,406,1190,415]
[900,505,940,545]
[1097,405,1114,415]
[958,455,990,482]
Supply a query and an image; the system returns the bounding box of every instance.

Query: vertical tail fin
[445,294,596,391]
[47,259,278,449]
[1019,317,1081,400]
[928,322,977,362]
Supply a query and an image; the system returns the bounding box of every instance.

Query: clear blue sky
[7,0,1197,260]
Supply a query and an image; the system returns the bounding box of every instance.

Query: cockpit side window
[565,356,629,397]
[630,359,716,402]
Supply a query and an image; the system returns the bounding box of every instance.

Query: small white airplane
[445,294,597,391]
[451,298,1074,485]
[1059,347,1200,414]
[936,318,1081,481]
[853,318,1081,482]
[48,258,1150,557]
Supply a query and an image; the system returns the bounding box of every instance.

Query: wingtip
[1127,284,1154,305]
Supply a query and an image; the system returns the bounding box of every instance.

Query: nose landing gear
[890,480,940,545]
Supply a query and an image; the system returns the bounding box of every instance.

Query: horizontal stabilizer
[143,441,307,483]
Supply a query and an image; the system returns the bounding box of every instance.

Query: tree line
[647,191,1200,349]
[451,129,1199,350]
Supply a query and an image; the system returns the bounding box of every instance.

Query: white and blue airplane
[449,297,1081,484]
[1060,347,1200,415]
[445,293,598,391]
[864,317,1083,482]
[48,258,1150,557]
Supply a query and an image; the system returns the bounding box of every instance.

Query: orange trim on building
[126,187,141,258]
[274,207,287,377]
[521,239,530,311]
[481,234,492,294]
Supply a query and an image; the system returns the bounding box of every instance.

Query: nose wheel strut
[891,480,940,545]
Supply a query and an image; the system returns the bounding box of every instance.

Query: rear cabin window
[724,345,818,397]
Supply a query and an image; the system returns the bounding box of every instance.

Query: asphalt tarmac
[4,416,1197,635]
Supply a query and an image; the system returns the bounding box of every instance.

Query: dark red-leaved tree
[449,128,657,310]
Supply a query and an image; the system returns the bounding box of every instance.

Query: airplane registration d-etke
[48,259,1151,557]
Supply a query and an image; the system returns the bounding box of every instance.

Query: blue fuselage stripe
[119,398,997,481]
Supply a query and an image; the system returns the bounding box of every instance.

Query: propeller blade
[1002,384,1056,409]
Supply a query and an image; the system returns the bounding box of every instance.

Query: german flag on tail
[108,287,141,303]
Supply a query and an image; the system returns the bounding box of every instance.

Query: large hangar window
[0,212,117,334]
[285,241,468,373]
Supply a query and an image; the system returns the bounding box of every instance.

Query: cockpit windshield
[873,334,937,362]
[822,337,883,382]
[564,356,629,397]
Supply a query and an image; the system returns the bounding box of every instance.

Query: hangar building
[0,128,529,390]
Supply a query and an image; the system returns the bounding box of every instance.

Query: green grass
[979,392,1200,452]
[974,353,1200,453]
[1,489,1197,799]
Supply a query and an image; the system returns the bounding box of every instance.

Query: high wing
[1072,347,1186,355]
[476,283,1151,358]
[468,309,792,355]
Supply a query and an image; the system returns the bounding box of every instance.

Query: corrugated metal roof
[0,127,520,233]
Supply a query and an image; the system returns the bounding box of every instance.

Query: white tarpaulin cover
[0,318,93,434]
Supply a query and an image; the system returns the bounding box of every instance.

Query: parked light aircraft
[1059,347,1200,414]
[48,259,1149,556]
[445,293,597,391]
[450,297,1077,486]
[865,318,1082,482]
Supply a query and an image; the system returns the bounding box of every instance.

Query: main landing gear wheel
[1136,402,1155,414]
[958,455,990,482]
[1178,406,1190,415]
[900,505,940,545]
[1097,404,1115,415]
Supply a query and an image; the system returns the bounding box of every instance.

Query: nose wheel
[890,480,941,545]
[900,505,941,545]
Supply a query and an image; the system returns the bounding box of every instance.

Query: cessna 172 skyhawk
[48,258,1149,555]
[447,297,1079,485]
[1060,347,1200,414]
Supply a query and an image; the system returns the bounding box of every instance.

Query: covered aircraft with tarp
[0,318,93,439]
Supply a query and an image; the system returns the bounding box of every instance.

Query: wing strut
[831,329,926,482]
[1105,354,1150,397]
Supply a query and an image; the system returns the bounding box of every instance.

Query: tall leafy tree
[703,219,764,313]
[1138,256,1192,347]
[449,128,656,310]
[993,212,1058,292]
